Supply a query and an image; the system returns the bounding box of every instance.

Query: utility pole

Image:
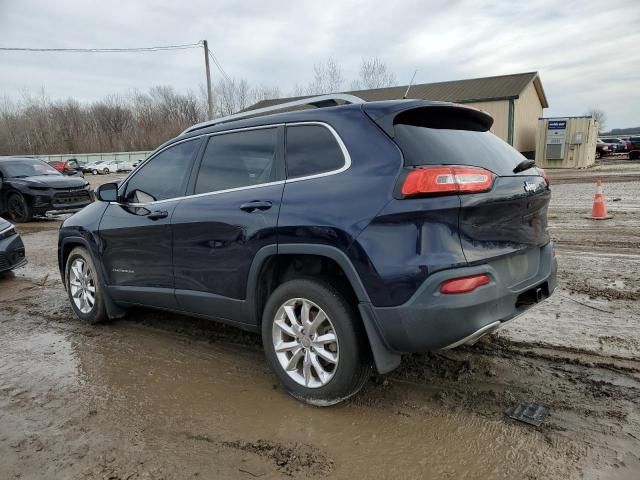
[203,40,213,120]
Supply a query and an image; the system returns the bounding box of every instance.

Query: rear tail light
[401,166,494,197]
[440,274,490,294]
[536,167,550,186]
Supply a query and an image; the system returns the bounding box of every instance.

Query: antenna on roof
[403,70,418,99]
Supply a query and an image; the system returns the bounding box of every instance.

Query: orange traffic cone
[587,180,612,220]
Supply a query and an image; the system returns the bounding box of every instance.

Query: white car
[89,160,133,175]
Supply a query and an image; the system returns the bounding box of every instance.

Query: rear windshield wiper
[513,159,536,174]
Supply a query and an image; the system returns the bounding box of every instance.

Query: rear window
[285,125,345,178]
[393,110,527,176]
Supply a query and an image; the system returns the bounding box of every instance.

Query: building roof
[247,71,549,111]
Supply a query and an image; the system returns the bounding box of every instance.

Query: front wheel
[103,168,110,174]
[7,193,33,222]
[65,247,107,324]
[262,278,371,406]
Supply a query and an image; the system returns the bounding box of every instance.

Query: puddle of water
[71,323,574,479]
[0,328,79,395]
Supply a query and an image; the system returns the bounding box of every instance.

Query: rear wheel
[595,150,602,159]
[65,247,107,324]
[7,193,33,223]
[262,278,371,406]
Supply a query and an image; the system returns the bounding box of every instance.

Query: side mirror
[96,182,119,202]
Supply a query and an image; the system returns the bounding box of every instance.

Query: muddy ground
[1,165,639,479]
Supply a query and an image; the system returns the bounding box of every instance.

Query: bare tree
[0,57,401,156]
[215,78,255,116]
[306,58,344,95]
[0,87,210,155]
[253,84,281,103]
[587,108,607,133]
[351,58,397,90]
[291,83,306,98]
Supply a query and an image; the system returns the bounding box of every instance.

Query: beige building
[248,71,549,155]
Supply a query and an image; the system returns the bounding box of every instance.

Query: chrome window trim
[284,122,351,183]
[114,121,350,207]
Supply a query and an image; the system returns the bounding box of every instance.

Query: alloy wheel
[272,298,339,388]
[69,258,96,314]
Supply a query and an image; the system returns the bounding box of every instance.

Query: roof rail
[180,93,365,135]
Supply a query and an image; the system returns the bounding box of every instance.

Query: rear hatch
[365,102,550,270]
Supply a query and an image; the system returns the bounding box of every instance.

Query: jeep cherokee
[57,96,557,405]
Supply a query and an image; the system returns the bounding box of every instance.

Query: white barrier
[29,150,152,165]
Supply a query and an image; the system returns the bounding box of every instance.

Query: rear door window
[285,125,345,178]
[393,107,527,176]
[194,127,280,194]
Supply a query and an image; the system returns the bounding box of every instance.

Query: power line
[208,50,231,83]
[1,40,232,82]
[0,40,233,116]
[0,42,202,53]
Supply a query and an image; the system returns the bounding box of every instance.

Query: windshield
[0,159,61,178]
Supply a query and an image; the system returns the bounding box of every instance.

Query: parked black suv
[0,157,94,222]
[58,97,557,405]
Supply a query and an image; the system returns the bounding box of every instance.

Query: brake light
[536,167,550,186]
[440,274,490,294]
[402,166,494,197]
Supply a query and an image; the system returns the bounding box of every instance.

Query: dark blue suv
[58,96,557,405]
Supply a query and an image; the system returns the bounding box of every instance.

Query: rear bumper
[369,242,557,353]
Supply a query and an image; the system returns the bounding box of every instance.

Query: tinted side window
[125,139,199,202]
[195,128,279,194]
[285,125,345,178]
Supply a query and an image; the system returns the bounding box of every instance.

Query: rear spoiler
[362,100,494,137]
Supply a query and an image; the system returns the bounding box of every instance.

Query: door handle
[240,201,272,213]
[147,210,168,220]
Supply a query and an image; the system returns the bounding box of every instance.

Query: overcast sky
[1,0,638,129]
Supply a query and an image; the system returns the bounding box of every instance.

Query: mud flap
[358,303,402,374]
[103,288,127,320]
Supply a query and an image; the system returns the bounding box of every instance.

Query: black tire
[92,169,98,175]
[595,150,602,159]
[103,168,110,174]
[630,151,640,160]
[65,247,108,324]
[7,193,33,223]
[261,278,371,406]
